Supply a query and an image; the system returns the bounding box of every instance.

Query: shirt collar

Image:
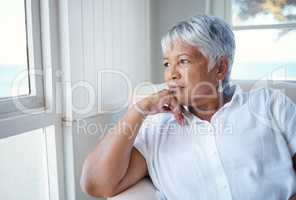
[225,83,244,106]
[181,83,244,124]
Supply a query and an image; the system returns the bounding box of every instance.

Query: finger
[162,104,171,112]
[169,96,184,126]
[158,94,171,112]
[169,96,181,113]
[159,102,171,113]
[150,89,170,106]
[165,94,184,125]
[157,89,171,98]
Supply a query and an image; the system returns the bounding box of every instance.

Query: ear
[216,56,229,81]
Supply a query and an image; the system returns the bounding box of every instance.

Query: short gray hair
[161,15,235,86]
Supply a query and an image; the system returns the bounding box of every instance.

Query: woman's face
[163,40,219,106]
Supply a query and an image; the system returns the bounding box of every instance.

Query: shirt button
[220,184,228,190]
[209,127,214,134]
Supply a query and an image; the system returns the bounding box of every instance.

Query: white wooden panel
[120,0,129,76]
[94,0,105,68]
[129,0,140,81]
[145,0,151,81]
[112,0,122,68]
[89,0,151,114]
[81,0,98,117]
[60,0,87,120]
[67,0,152,116]
[68,0,85,87]
[104,0,113,67]
[134,0,149,83]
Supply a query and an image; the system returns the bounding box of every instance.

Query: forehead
[163,39,203,59]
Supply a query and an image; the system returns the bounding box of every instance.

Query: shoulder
[241,86,295,117]
[247,86,274,98]
[246,86,292,103]
[242,86,283,105]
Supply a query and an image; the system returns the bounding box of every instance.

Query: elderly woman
[80,15,296,199]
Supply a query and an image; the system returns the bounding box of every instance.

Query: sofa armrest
[107,177,158,200]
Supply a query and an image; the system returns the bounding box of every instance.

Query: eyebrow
[163,53,192,60]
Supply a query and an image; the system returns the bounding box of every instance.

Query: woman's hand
[135,89,184,125]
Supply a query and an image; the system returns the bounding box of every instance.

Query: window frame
[0,0,45,118]
[229,0,296,82]
[0,0,65,199]
[233,22,296,31]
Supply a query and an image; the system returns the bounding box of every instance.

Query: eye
[163,62,170,68]
[180,59,190,65]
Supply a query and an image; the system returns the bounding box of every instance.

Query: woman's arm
[80,103,149,198]
[80,90,182,198]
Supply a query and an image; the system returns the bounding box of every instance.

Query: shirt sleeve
[268,89,296,156]
[133,119,153,162]
[134,125,148,158]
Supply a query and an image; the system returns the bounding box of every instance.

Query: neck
[189,98,221,122]
[189,92,232,122]
[188,83,235,121]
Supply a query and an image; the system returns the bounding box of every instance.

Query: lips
[168,84,185,92]
[169,86,183,90]
[168,82,184,88]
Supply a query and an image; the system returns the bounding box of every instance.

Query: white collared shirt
[134,85,296,200]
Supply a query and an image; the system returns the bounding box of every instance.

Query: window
[0,128,50,200]
[0,0,44,116]
[0,0,29,98]
[231,0,296,81]
[0,1,61,199]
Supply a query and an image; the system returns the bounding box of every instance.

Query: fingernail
[180,116,184,126]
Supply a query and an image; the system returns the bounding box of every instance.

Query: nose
[169,65,181,80]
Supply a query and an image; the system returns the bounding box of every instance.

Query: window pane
[0,0,29,98]
[0,129,49,200]
[232,29,296,80]
[232,0,296,26]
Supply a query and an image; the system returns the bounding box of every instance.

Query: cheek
[164,69,169,82]
[183,69,203,87]
[185,62,208,81]
[185,70,216,95]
